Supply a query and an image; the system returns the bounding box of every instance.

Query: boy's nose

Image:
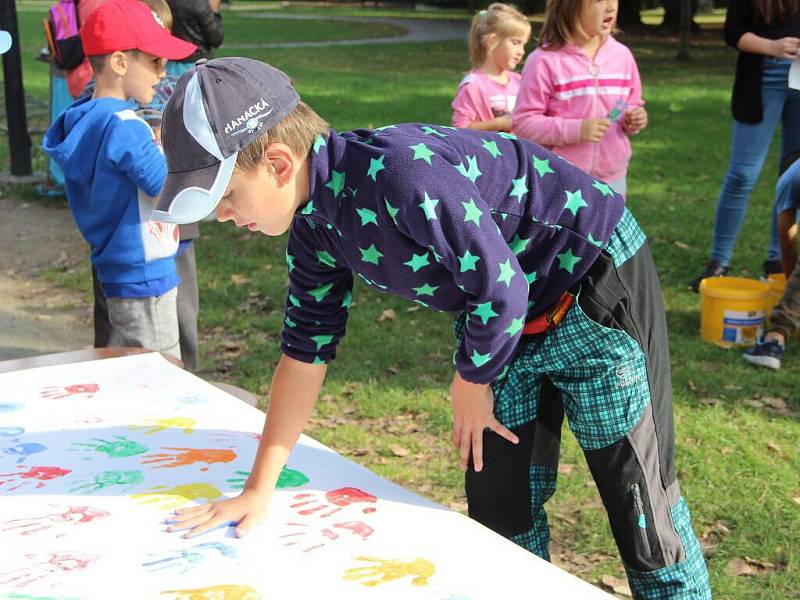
[215,204,234,223]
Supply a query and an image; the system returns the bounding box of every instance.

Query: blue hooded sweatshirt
[43,96,179,298]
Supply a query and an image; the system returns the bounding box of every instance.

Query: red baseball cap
[80,0,197,60]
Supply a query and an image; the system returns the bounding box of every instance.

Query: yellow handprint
[131,483,223,511]
[129,417,196,435]
[160,584,261,599]
[343,556,435,587]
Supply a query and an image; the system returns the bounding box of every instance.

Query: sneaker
[688,261,729,293]
[742,338,784,370]
[761,259,783,282]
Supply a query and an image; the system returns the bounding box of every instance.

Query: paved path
[224,13,470,49]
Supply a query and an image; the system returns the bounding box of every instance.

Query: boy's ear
[264,143,298,184]
[107,51,129,77]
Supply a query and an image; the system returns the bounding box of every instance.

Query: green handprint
[226,466,309,490]
[70,436,148,458]
[69,470,144,494]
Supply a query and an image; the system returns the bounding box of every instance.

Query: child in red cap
[43,0,196,359]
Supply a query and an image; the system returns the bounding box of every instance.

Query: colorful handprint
[2,443,47,464]
[129,417,196,435]
[39,384,99,400]
[69,470,144,494]
[69,436,148,459]
[0,466,71,491]
[140,447,236,471]
[159,584,261,600]
[290,487,377,518]
[281,520,374,552]
[131,483,223,512]
[0,426,24,438]
[0,403,22,413]
[2,505,110,536]
[343,556,435,587]
[0,552,97,588]
[226,466,308,490]
[143,542,237,575]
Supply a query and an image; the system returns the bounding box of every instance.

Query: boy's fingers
[183,514,229,539]
[459,430,471,472]
[489,419,519,445]
[452,421,462,448]
[166,512,213,532]
[235,513,261,538]
[471,429,483,472]
[174,503,214,516]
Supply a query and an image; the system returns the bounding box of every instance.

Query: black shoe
[742,338,784,370]
[688,261,729,293]
[761,259,783,281]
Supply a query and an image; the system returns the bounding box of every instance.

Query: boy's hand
[580,118,611,142]
[624,107,648,134]
[166,489,268,539]
[493,113,514,132]
[450,373,519,472]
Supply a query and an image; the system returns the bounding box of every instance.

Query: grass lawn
[4,3,798,598]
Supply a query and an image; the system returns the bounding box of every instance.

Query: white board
[0,353,612,599]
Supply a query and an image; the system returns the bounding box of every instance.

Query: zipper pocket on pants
[631,482,652,559]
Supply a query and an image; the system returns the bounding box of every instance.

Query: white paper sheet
[789,58,800,90]
[0,353,612,599]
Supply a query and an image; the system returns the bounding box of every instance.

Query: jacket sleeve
[194,0,224,49]
[724,0,754,49]
[513,51,583,146]
[389,174,529,384]
[105,117,166,197]
[451,81,489,128]
[280,219,354,365]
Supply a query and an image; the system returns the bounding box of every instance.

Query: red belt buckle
[522,291,575,335]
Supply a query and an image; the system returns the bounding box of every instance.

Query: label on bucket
[722,310,764,345]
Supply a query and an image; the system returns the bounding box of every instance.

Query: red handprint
[281,520,374,552]
[290,487,377,518]
[40,384,99,400]
[0,552,97,587]
[2,506,110,536]
[0,466,71,491]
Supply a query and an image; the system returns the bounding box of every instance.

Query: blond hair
[141,0,173,31]
[539,0,617,50]
[235,101,330,171]
[468,3,531,68]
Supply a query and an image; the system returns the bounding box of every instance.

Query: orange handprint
[141,448,237,471]
[39,384,99,400]
[343,556,435,587]
[160,584,261,600]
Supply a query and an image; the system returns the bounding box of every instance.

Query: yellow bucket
[699,277,768,348]
[765,273,787,320]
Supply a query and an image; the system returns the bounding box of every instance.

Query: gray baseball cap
[152,57,300,224]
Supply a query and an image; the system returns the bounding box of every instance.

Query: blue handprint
[0,427,24,440]
[2,443,47,464]
[142,542,237,575]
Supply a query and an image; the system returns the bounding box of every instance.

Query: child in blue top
[43,0,196,358]
[153,57,711,599]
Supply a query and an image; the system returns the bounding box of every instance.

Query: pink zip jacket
[513,36,644,183]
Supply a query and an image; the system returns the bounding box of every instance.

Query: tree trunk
[618,0,643,27]
[676,0,692,60]
[0,0,32,176]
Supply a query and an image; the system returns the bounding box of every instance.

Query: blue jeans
[711,57,800,265]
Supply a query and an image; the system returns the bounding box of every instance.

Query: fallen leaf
[767,441,783,457]
[791,496,800,507]
[687,380,698,392]
[723,384,741,391]
[342,405,356,415]
[378,308,396,322]
[350,448,370,456]
[699,397,719,406]
[558,463,574,475]
[761,396,788,411]
[673,241,691,250]
[599,574,632,596]
[555,512,577,526]
[721,447,734,455]
[389,444,410,457]
[406,305,421,312]
[230,274,250,285]
[726,558,753,577]
[744,400,764,409]
[321,394,333,402]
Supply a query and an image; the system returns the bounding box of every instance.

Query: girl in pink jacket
[513,0,647,198]
[451,3,531,132]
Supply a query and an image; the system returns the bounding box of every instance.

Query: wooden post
[0,0,33,176]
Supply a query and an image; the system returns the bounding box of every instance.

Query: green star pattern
[419,192,439,221]
[300,200,314,215]
[311,334,333,350]
[525,270,538,284]
[360,244,384,265]
[429,246,444,262]
[413,282,439,297]
[472,301,499,325]
[289,294,301,308]
[309,282,334,302]
[316,250,336,268]
[409,143,435,165]
[470,350,492,367]
[312,134,326,154]
[532,154,554,178]
[384,197,399,225]
[421,126,447,137]
[557,248,582,273]
[509,176,528,202]
[356,207,378,227]
[325,170,345,198]
[482,139,502,158]
[592,180,614,196]
[509,234,531,255]
[497,259,517,287]
[366,155,386,181]
[313,356,326,365]
[564,189,588,216]
[403,252,430,273]
[498,132,517,140]
[505,317,525,336]
[286,252,295,272]
[462,199,483,226]
[587,233,604,247]
[455,155,481,183]
[458,250,481,272]
[342,290,352,310]
[285,316,296,328]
